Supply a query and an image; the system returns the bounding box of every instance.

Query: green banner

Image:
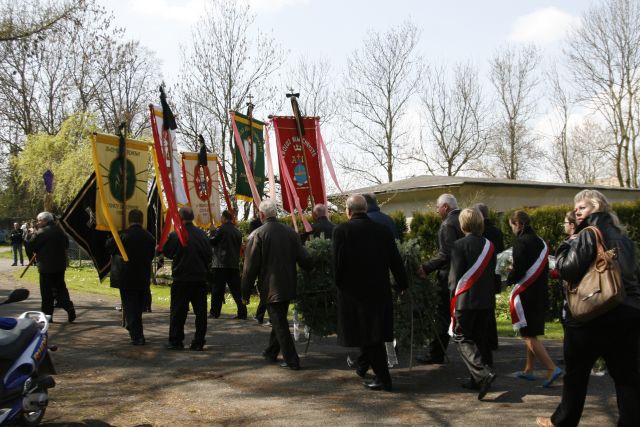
[233,112,265,202]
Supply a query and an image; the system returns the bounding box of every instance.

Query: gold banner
[92,133,151,231]
[181,152,221,228]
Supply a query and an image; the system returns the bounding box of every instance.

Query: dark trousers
[452,309,494,384]
[255,299,267,322]
[169,283,207,347]
[358,343,391,385]
[263,301,299,366]
[551,319,640,427]
[487,310,499,350]
[39,271,73,317]
[210,268,246,318]
[120,288,146,341]
[11,243,24,265]
[429,288,451,361]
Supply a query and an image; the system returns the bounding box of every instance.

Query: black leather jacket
[210,221,242,269]
[556,212,640,322]
[163,223,213,283]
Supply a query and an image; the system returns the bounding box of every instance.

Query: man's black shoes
[131,338,146,346]
[67,307,76,323]
[190,344,204,351]
[415,355,444,365]
[347,356,367,378]
[166,343,184,351]
[363,378,392,392]
[477,372,497,400]
[279,361,300,370]
[261,351,277,362]
[461,378,480,390]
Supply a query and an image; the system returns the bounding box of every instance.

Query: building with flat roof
[342,175,640,218]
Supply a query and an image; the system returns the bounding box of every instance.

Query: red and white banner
[150,100,188,249]
[509,239,549,330]
[181,152,220,228]
[448,239,495,336]
[272,116,325,213]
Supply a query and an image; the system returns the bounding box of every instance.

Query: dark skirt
[518,311,545,337]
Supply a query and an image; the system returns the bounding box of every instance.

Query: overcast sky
[97,0,599,184]
[100,0,589,82]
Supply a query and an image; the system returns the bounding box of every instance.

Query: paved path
[0,255,617,426]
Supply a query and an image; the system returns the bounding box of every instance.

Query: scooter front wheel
[19,384,47,427]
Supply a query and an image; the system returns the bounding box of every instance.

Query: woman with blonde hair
[506,211,562,387]
[449,208,497,400]
[537,190,640,427]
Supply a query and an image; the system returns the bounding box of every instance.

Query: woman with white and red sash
[449,208,497,400]
[507,210,562,387]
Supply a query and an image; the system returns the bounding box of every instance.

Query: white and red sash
[448,238,495,336]
[509,239,549,330]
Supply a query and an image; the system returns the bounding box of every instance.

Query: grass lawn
[496,317,563,340]
[12,261,565,339]
[12,262,262,317]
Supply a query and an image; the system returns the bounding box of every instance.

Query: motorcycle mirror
[1,288,30,305]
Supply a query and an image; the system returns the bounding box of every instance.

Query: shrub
[389,210,408,240]
[393,238,440,350]
[295,237,337,337]
[294,237,439,350]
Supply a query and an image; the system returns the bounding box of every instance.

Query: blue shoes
[516,371,537,381]
[543,367,563,388]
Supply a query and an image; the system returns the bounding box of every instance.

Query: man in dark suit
[106,209,155,345]
[162,207,213,351]
[209,210,246,319]
[417,193,463,364]
[363,193,398,239]
[302,203,335,242]
[474,203,505,352]
[241,200,311,370]
[334,194,408,391]
[25,212,76,322]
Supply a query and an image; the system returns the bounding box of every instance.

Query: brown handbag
[565,226,625,321]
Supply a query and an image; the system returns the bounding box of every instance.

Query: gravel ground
[0,253,618,426]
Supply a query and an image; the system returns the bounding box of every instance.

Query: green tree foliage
[13,112,96,213]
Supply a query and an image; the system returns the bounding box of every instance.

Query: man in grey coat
[417,193,463,364]
[241,200,311,370]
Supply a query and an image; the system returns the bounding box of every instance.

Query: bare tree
[567,119,613,184]
[0,0,83,42]
[340,21,423,184]
[566,0,640,188]
[93,40,161,137]
[177,0,282,202]
[287,55,338,123]
[546,64,572,183]
[488,44,542,179]
[413,62,489,176]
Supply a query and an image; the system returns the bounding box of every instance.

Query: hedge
[295,237,439,350]
[407,200,640,321]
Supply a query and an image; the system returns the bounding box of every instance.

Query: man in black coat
[25,212,76,322]
[474,203,505,351]
[334,194,408,391]
[302,203,335,242]
[241,200,311,370]
[209,210,246,319]
[417,193,463,364]
[9,222,24,266]
[162,207,213,351]
[106,209,155,345]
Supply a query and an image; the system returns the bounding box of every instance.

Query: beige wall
[376,184,640,219]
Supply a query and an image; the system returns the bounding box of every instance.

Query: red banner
[273,116,325,212]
